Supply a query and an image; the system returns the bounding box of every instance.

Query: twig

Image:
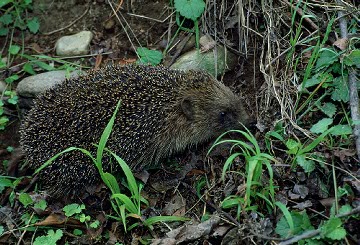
[279,206,360,245]
[349,70,360,161]
[43,5,90,35]
[336,0,360,162]
[282,0,319,31]
[166,33,193,67]
[127,12,175,23]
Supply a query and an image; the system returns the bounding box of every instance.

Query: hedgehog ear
[181,97,194,120]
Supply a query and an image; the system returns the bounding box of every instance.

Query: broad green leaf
[9,45,20,55]
[90,220,100,228]
[302,74,321,88]
[0,0,12,8]
[302,73,333,89]
[0,14,13,25]
[0,225,3,236]
[0,27,8,36]
[174,0,205,21]
[27,17,40,34]
[33,229,63,245]
[136,47,162,65]
[316,49,339,70]
[330,124,352,136]
[338,204,352,215]
[0,177,13,193]
[296,155,315,173]
[285,139,300,154]
[8,95,18,105]
[79,213,90,222]
[73,229,82,236]
[19,193,33,207]
[23,62,36,74]
[331,77,349,102]
[310,118,333,134]
[320,217,346,240]
[343,49,360,68]
[34,199,47,210]
[63,203,85,217]
[5,74,19,83]
[275,210,314,238]
[0,116,9,130]
[320,103,336,118]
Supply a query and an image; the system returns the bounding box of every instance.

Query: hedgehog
[20,64,250,196]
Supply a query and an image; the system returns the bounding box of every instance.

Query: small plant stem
[297,92,327,122]
[336,0,360,162]
[6,28,15,67]
[167,33,193,67]
[332,157,339,213]
[282,0,319,31]
[194,20,199,49]
[296,78,326,115]
[164,18,186,54]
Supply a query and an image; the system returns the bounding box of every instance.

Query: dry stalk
[336,0,360,162]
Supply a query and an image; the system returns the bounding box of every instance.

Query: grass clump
[36,100,188,233]
[209,127,276,218]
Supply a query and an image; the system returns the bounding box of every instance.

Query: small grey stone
[55,31,93,56]
[170,45,237,77]
[16,70,82,97]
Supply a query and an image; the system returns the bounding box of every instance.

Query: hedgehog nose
[247,120,257,130]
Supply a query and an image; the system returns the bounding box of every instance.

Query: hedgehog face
[180,84,250,139]
[208,97,250,132]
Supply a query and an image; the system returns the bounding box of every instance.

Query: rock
[170,45,237,77]
[55,31,93,56]
[16,70,82,97]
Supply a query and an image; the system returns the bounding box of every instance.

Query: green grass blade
[256,193,274,208]
[275,201,294,232]
[108,150,139,200]
[112,193,138,214]
[120,204,127,232]
[34,147,95,174]
[221,152,242,181]
[144,216,189,227]
[299,128,332,154]
[102,172,121,194]
[96,99,121,166]
[245,158,259,207]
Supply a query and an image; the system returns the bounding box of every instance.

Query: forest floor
[0,0,359,244]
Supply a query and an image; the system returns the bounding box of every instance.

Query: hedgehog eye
[219,111,227,124]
